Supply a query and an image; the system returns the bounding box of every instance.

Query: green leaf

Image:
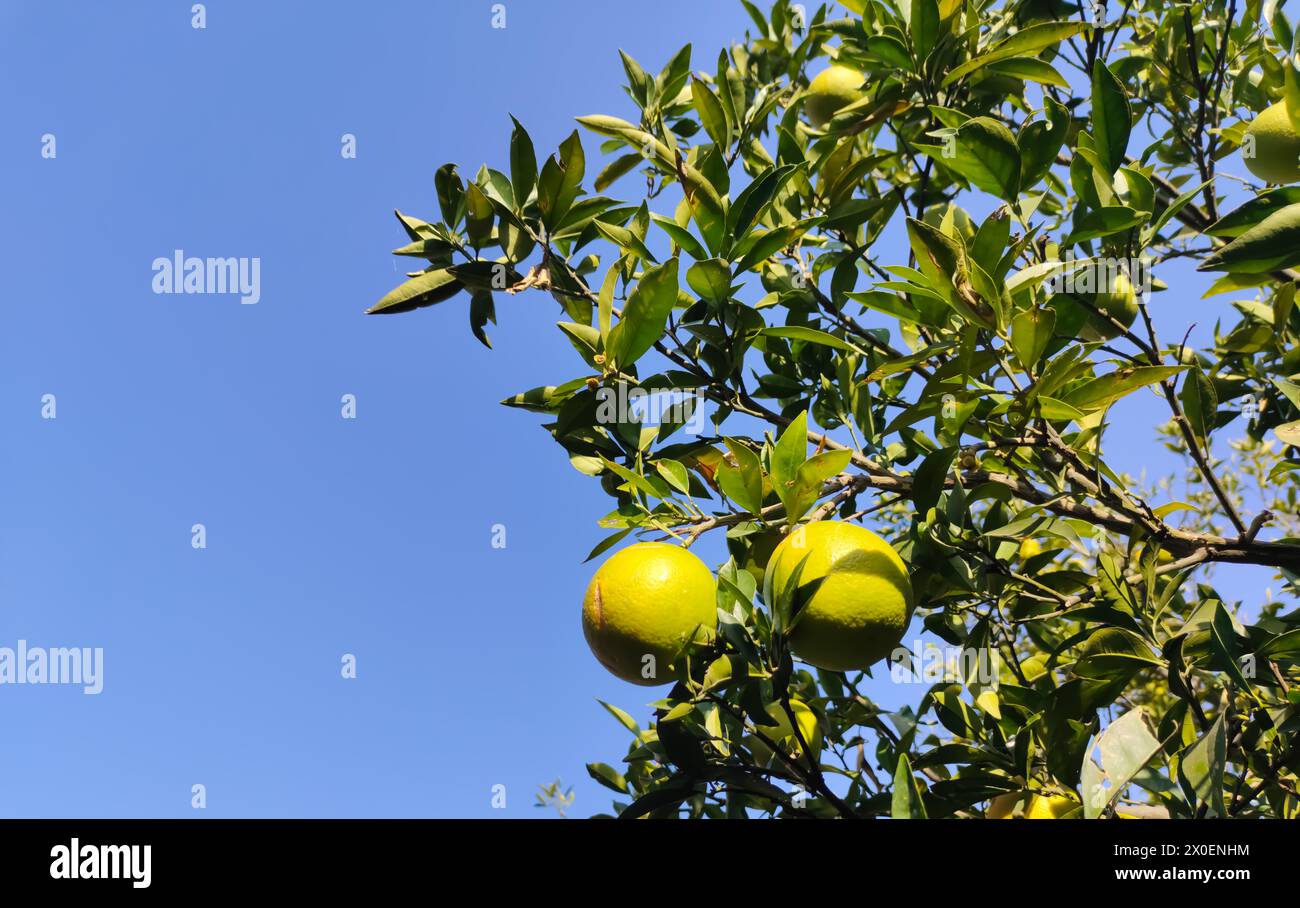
[1010,306,1055,372]
[1209,602,1253,692]
[1080,708,1162,818]
[435,164,466,227]
[692,77,731,149]
[508,116,538,207]
[597,698,642,735]
[1177,713,1227,817]
[594,153,644,193]
[1066,206,1146,244]
[929,117,1021,201]
[606,258,681,369]
[594,219,659,263]
[910,0,940,57]
[1145,178,1213,242]
[770,412,809,484]
[654,458,691,495]
[1153,501,1197,519]
[1198,203,1300,273]
[716,439,765,514]
[1206,188,1300,238]
[891,754,928,819]
[912,447,956,515]
[758,325,864,355]
[866,35,912,69]
[537,131,585,228]
[686,258,732,303]
[584,528,633,563]
[1019,97,1071,188]
[367,268,461,314]
[586,762,629,793]
[798,449,851,485]
[1180,368,1218,444]
[727,164,800,242]
[599,457,662,499]
[1062,366,1186,412]
[463,182,495,247]
[987,56,1068,87]
[652,214,710,260]
[732,221,821,273]
[941,21,1090,86]
[1091,61,1131,177]
[1272,376,1300,409]
[468,290,495,348]
[1275,420,1300,447]
[500,385,565,412]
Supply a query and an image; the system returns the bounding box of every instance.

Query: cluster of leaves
[372,0,1300,818]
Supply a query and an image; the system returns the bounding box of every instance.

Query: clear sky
[0,0,1275,818]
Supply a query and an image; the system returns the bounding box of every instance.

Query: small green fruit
[1076,271,1139,341]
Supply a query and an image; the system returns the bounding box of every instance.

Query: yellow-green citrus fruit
[1244,101,1300,184]
[582,542,717,686]
[999,653,1049,685]
[1023,794,1079,819]
[1077,271,1139,341]
[987,792,1021,818]
[1018,539,1043,560]
[768,521,913,671]
[805,65,864,128]
[747,699,823,767]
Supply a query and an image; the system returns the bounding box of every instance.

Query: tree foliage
[372,0,1300,818]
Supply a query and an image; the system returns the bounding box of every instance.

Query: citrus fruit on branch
[582,542,717,685]
[768,521,913,672]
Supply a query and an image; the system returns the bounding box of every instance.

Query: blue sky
[0,0,1277,818]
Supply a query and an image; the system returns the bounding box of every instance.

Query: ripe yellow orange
[1023,794,1080,819]
[582,542,716,685]
[767,521,912,671]
[1244,101,1300,184]
[991,793,1079,818]
[805,65,864,128]
[1018,539,1043,560]
[986,792,1021,818]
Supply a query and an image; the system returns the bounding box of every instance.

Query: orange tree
[370,0,1300,818]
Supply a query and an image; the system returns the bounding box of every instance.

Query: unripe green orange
[804,65,864,128]
[768,521,912,672]
[582,542,717,685]
[736,529,783,589]
[1076,271,1139,341]
[747,699,822,767]
[1244,101,1300,184]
